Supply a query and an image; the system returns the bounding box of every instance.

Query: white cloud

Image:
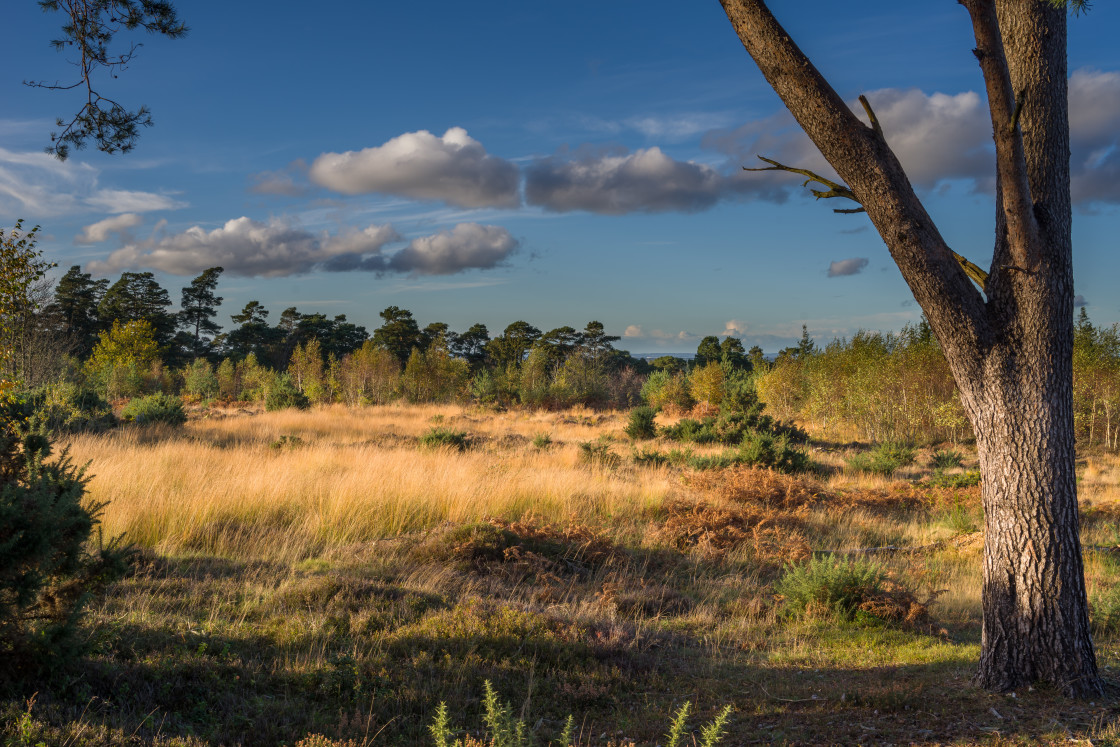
[1070,69,1120,149]
[707,70,1120,208]
[309,127,520,208]
[85,189,186,214]
[381,223,518,275]
[91,217,401,278]
[860,89,991,188]
[827,257,870,277]
[77,213,143,244]
[623,324,643,338]
[89,217,517,278]
[525,146,760,214]
[722,319,749,337]
[0,147,186,218]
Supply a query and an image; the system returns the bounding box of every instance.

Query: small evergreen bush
[929,448,964,470]
[530,431,552,450]
[0,397,132,678]
[632,446,670,467]
[625,406,658,440]
[120,393,186,425]
[776,556,886,620]
[578,437,619,467]
[419,427,469,451]
[846,441,916,476]
[266,374,311,411]
[22,383,116,434]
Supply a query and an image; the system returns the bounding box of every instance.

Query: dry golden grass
[64,405,671,561]
[20,405,1120,745]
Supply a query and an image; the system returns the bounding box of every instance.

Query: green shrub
[0,397,132,678]
[625,406,658,440]
[929,448,964,470]
[419,427,469,450]
[531,431,552,450]
[927,469,981,488]
[578,437,619,467]
[738,430,810,473]
[660,417,719,444]
[21,383,116,434]
[632,446,669,467]
[846,441,916,476]
[270,434,305,450]
[776,556,886,620]
[266,374,311,411]
[120,393,186,425]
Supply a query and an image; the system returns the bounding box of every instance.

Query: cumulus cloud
[90,218,517,278]
[722,319,749,337]
[862,89,992,187]
[0,147,185,218]
[91,217,401,278]
[827,257,870,277]
[309,128,520,208]
[77,213,143,244]
[382,223,518,275]
[700,71,1120,208]
[1069,69,1120,207]
[525,146,750,214]
[623,325,643,338]
[1075,295,1088,308]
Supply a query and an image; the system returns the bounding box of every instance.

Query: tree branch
[960,0,1040,266]
[747,156,990,292]
[720,0,989,375]
[27,0,187,159]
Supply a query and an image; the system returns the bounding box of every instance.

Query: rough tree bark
[719,0,1101,696]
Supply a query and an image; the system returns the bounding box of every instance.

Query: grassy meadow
[6,403,1120,745]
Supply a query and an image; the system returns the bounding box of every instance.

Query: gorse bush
[929,448,964,470]
[21,383,116,434]
[625,406,657,440]
[266,373,311,411]
[845,441,916,476]
[0,396,131,678]
[776,556,886,620]
[578,437,619,467]
[120,393,186,425]
[530,431,552,449]
[419,427,469,451]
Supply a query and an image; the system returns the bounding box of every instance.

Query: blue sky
[2,1,1119,353]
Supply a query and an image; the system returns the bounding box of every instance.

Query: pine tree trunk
[963,336,1099,696]
[719,0,1103,695]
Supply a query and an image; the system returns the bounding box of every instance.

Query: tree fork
[720,0,1101,696]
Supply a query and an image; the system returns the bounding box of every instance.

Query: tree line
[3,263,665,410]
